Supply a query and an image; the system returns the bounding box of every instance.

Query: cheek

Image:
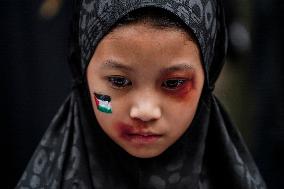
[165,101,196,138]
[92,96,126,126]
[93,107,114,135]
[164,79,203,129]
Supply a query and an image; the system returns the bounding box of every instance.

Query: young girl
[16,0,266,188]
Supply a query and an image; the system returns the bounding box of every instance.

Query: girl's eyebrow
[160,64,194,74]
[100,59,134,72]
[100,60,194,73]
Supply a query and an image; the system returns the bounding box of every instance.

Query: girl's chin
[122,145,166,158]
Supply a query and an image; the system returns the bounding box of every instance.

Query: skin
[87,22,204,158]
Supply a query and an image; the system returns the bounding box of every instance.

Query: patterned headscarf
[16,0,266,188]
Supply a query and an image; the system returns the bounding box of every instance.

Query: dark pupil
[165,80,182,88]
[113,77,127,86]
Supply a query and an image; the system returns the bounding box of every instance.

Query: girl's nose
[129,98,162,122]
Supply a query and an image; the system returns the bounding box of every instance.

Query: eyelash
[107,76,190,91]
[107,76,132,89]
[161,78,189,90]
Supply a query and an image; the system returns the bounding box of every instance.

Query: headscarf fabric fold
[16,0,266,188]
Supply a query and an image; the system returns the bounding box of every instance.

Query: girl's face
[87,23,204,158]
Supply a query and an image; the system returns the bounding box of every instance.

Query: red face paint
[160,71,195,100]
[165,80,193,98]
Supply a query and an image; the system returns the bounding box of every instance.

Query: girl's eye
[108,76,132,88]
[162,79,188,90]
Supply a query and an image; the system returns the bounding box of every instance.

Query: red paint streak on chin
[116,123,161,145]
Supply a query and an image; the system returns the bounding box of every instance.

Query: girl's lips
[116,122,162,144]
[122,133,162,144]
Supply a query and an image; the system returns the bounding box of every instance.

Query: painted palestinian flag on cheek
[94,93,112,114]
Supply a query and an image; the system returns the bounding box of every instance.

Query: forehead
[108,23,192,43]
[89,23,203,76]
[94,23,200,64]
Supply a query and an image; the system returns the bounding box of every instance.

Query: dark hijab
[16,0,266,188]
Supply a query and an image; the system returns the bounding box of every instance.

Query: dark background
[1,0,283,188]
[0,0,72,188]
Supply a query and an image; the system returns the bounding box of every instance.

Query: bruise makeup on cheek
[93,93,112,114]
[172,80,193,98]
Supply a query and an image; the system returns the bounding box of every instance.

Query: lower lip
[117,123,161,144]
[123,134,161,144]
